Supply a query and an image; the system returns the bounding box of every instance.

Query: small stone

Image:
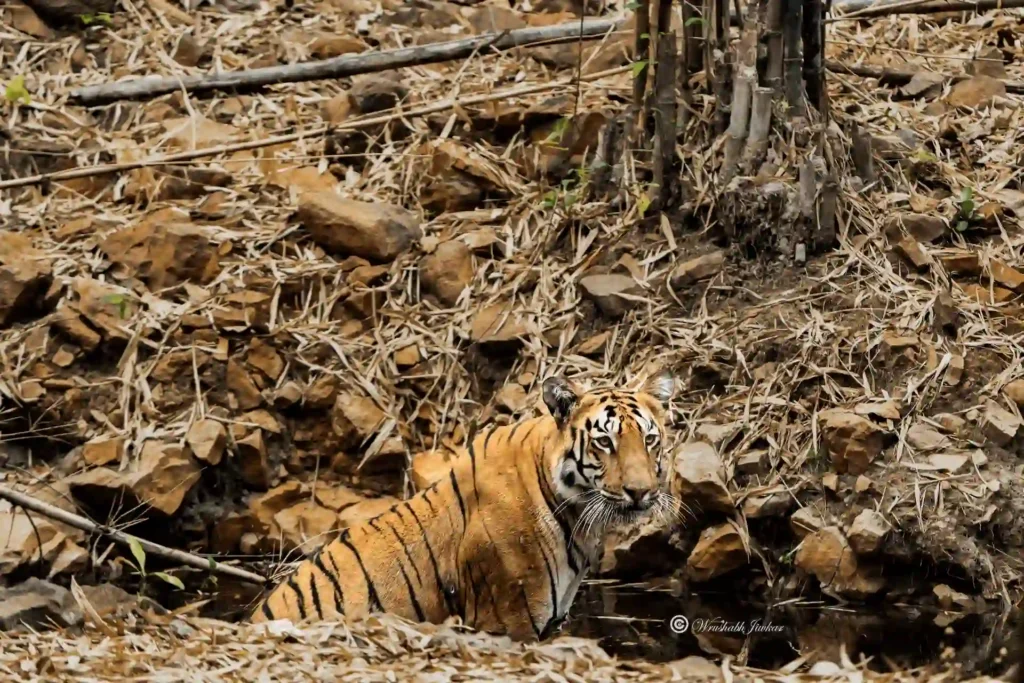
[854,400,901,421]
[172,33,206,67]
[966,47,1006,79]
[186,419,227,466]
[906,422,951,451]
[989,260,1024,293]
[818,409,885,475]
[578,273,643,318]
[894,237,932,270]
[349,75,408,114]
[227,359,263,410]
[672,441,733,513]
[310,35,367,59]
[742,493,792,519]
[100,220,219,290]
[304,376,339,409]
[236,430,271,490]
[669,251,725,289]
[0,578,80,632]
[52,345,76,368]
[944,355,964,386]
[947,76,1006,109]
[272,381,304,409]
[322,91,355,125]
[82,437,124,467]
[934,413,967,434]
[246,340,284,381]
[420,240,474,306]
[468,303,532,344]
[847,509,889,555]
[822,473,839,492]
[790,506,826,539]
[331,393,385,448]
[0,232,53,328]
[939,251,981,275]
[685,523,748,582]
[1004,380,1024,408]
[854,475,874,493]
[735,450,768,475]
[298,193,422,262]
[981,399,1020,446]
[883,213,947,243]
[393,344,421,368]
[8,2,53,39]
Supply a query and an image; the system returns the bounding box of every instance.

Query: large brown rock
[795,526,885,599]
[818,409,885,475]
[672,441,733,513]
[331,392,386,448]
[685,523,748,582]
[298,193,421,262]
[100,220,220,290]
[0,231,53,327]
[421,240,474,306]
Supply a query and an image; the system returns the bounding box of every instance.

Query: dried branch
[830,0,1024,19]
[0,485,268,586]
[72,19,625,106]
[0,65,629,191]
[825,60,1024,94]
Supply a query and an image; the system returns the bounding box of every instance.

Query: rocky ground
[1,0,1024,679]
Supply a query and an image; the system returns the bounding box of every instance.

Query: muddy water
[565,581,1015,676]
[193,577,1016,677]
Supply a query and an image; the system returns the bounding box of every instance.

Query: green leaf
[959,187,975,217]
[153,572,185,590]
[914,148,936,163]
[5,76,30,105]
[956,220,969,233]
[637,193,651,217]
[625,0,641,9]
[640,32,650,39]
[128,537,146,575]
[631,60,648,79]
[684,16,705,26]
[208,556,217,570]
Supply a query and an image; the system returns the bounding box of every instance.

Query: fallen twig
[71,19,625,106]
[830,0,1024,19]
[0,65,629,191]
[825,60,1024,94]
[0,485,268,586]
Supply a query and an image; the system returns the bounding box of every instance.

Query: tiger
[250,370,678,641]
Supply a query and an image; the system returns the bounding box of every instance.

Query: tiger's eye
[645,434,659,448]
[593,435,613,450]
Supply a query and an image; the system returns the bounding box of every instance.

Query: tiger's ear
[543,377,579,425]
[642,369,675,406]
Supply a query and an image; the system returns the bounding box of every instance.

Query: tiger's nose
[623,487,655,509]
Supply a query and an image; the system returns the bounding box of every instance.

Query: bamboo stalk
[709,0,733,134]
[722,0,757,179]
[764,0,784,93]
[0,485,268,586]
[652,30,678,208]
[783,0,804,115]
[72,19,624,105]
[851,121,875,183]
[632,0,653,145]
[743,86,773,169]
[801,0,825,113]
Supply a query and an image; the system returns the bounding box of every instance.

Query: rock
[331,393,385,448]
[939,250,981,275]
[0,497,86,578]
[883,213,946,243]
[989,260,1024,293]
[795,527,885,599]
[236,430,271,490]
[578,273,643,318]
[847,510,889,555]
[818,409,885,475]
[735,450,768,475]
[899,70,945,98]
[349,75,408,114]
[0,579,80,632]
[420,240,474,306]
[68,442,201,516]
[966,47,1005,79]
[790,506,826,539]
[82,436,124,467]
[273,501,341,554]
[273,381,304,409]
[172,33,206,67]
[981,399,1019,446]
[248,482,305,535]
[468,303,533,343]
[854,400,901,421]
[411,449,458,490]
[241,409,281,434]
[944,355,965,385]
[310,34,367,59]
[670,252,725,289]
[246,339,284,381]
[933,584,978,611]
[947,76,1006,109]
[894,237,932,270]
[600,517,683,578]
[321,91,355,125]
[298,193,421,262]
[186,419,227,465]
[671,442,733,513]
[906,422,951,451]
[100,220,220,290]
[934,413,967,435]
[1004,380,1024,408]
[0,231,53,327]
[52,305,101,351]
[495,384,528,413]
[685,523,748,582]
[933,293,960,335]
[7,1,52,38]
[961,284,1015,305]
[742,492,792,519]
[393,344,421,368]
[304,376,339,409]
[227,359,263,410]
[339,496,400,526]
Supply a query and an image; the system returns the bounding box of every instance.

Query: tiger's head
[542,371,676,529]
